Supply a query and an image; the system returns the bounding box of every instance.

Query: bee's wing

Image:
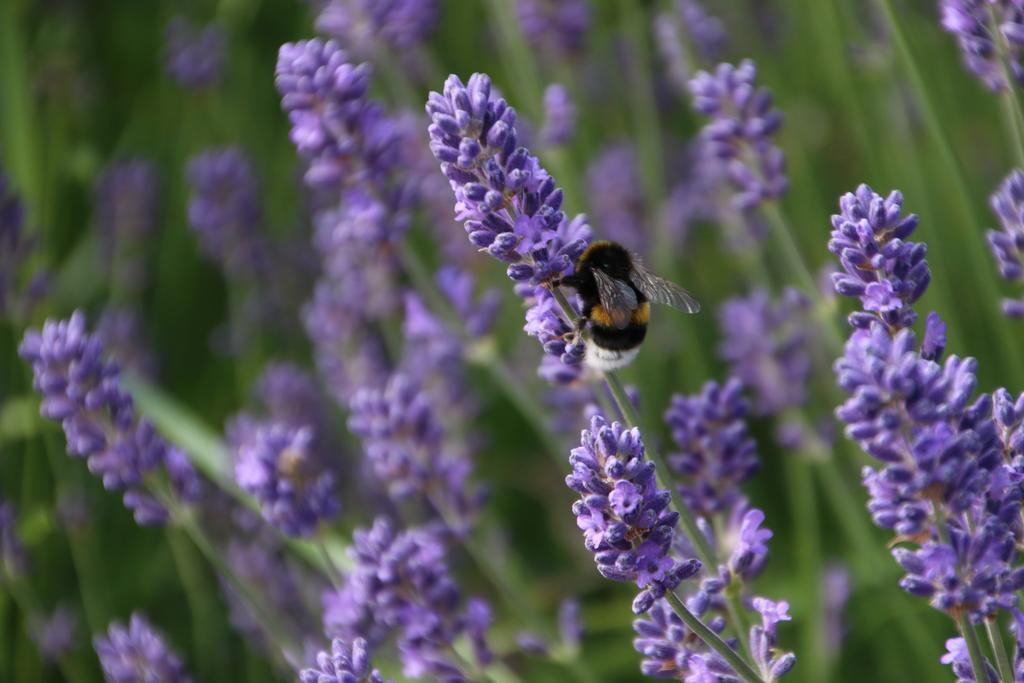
[592,267,638,329]
[628,255,701,314]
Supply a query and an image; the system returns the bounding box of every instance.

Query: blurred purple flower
[96,307,158,379]
[749,598,797,680]
[95,159,160,290]
[0,498,27,576]
[314,0,438,54]
[689,60,787,212]
[677,0,727,61]
[94,612,193,683]
[541,84,576,147]
[348,374,483,531]
[301,637,392,683]
[516,0,591,56]
[664,378,759,517]
[586,145,647,254]
[19,311,200,525]
[822,564,850,658]
[941,636,999,682]
[234,422,340,537]
[164,17,225,90]
[323,518,491,680]
[987,168,1024,316]
[566,415,702,614]
[940,0,1024,92]
[718,288,812,418]
[30,606,77,661]
[186,147,267,280]
[0,170,44,318]
[559,597,583,651]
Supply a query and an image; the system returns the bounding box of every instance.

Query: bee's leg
[562,313,588,345]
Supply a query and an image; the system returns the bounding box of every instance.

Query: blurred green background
[3,0,1022,681]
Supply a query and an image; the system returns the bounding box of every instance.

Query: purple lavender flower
[314,0,439,54]
[677,0,727,61]
[435,266,501,338]
[822,564,850,657]
[987,168,1024,316]
[164,17,225,90]
[348,374,483,529]
[516,0,591,56]
[664,379,759,518]
[689,60,787,212]
[942,636,999,682]
[95,160,160,290]
[0,498,27,576]
[0,170,43,317]
[586,145,647,254]
[426,72,594,383]
[301,637,391,683]
[233,421,340,537]
[94,613,193,683]
[254,362,329,434]
[749,598,797,680]
[185,147,267,279]
[30,606,77,661]
[558,597,583,651]
[828,184,926,331]
[19,311,200,525]
[653,12,694,94]
[96,307,158,379]
[940,0,1024,92]
[633,599,732,680]
[540,84,576,147]
[323,518,491,680]
[726,506,773,582]
[566,415,702,614]
[718,288,812,418]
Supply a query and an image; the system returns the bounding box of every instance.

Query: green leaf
[0,394,40,443]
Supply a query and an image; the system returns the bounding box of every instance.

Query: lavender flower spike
[164,16,225,90]
[233,421,339,537]
[541,84,576,147]
[689,60,787,212]
[94,612,193,683]
[301,637,392,683]
[988,168,1024,317]
[567,415,701,614]
[19,311,200,525]
[940,0,1024,92]
[0,497,27,577]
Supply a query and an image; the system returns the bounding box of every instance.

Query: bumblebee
[555,240,700,371]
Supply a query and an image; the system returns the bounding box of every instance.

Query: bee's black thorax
[560,240,649,353]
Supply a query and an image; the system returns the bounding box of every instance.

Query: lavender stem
[985,617,1014,683]
[958,614,990,683]
[664,590,766,683]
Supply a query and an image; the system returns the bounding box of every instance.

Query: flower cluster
[301,637,392,683]
[29,606,77,662]
[664,379,759,518]
[94,613,193,683]
[323,518,492,681]
[830,184,1024,623]
[515,0,591,57]
[566,415,702,614]
[541,83,576,147]
[586,145,646,254]
[940,0,1024,92]
[314,0,438,55]
[348,373,483,531]
[19,312,200,525]
[233,422,339,537]
[185,147,267,280]
[718,288,812,419]
[633,594,794,681]
[0,170,44,317]
[689,60,787,212]
[988,168,1024,316]
[426,72,592,383]
[164,16,225,90]
[677,0,727,62]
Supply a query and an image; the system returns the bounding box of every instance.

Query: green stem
[166,528,228,682]
[985,617,1014,683]
[316,535,345,591]
[664,591,766,683]
[959,614,990,683]
[783,455,825,682]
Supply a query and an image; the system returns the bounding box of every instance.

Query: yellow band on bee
[590,304,615,327]
[631,302,650,325]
